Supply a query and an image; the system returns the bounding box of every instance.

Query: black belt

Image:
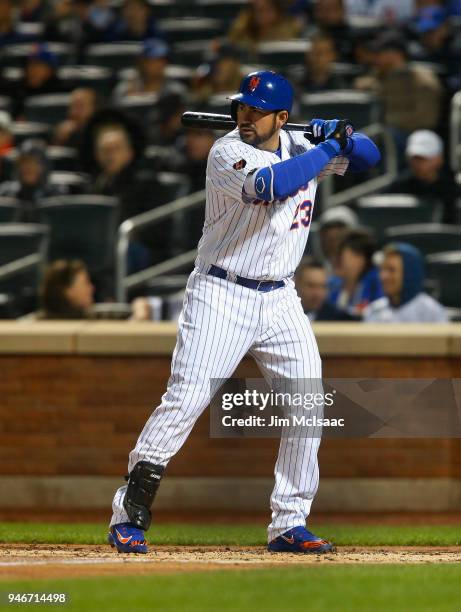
[208,264,284,292]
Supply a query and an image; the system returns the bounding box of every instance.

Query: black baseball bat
[181,111,310,132]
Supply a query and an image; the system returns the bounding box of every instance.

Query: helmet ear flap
[230,100,239,122]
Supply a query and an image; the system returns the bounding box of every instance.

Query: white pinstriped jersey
[196,128,349,281]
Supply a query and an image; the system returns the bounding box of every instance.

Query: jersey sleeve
[318,156,350,181]
[207,141,257,201]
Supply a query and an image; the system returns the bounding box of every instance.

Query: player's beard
[239,115,278,147]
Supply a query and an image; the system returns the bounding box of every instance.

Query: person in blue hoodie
[364,242,448,323]
[328,228,383,317]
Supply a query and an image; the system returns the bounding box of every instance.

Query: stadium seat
[0,223,49,310]
[0,198,20,222]
[11,122,50,145]
[0,43,73,68]
[195,0,247,21]
[157,18,225,42]
[156,172,191,204]
[300,90,381,129]
[58,65,114,97]
[0,96,11,113]
[47,147,78,172]
[384,224,461,255]
[426,251,461,308]
[355,195,436,243]
[203,93,233,115]
[170,40,213,66]
[16,22,44,38]
[37,195,118,275]
[256,40,310,70]
[83,43,142,70]
[48,172,89,194]
[24,94,72,126]
[165,64,194,84]
[117,93,159,122]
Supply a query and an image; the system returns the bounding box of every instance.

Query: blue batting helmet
[228,70,294,120]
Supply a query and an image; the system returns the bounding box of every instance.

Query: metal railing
[319,124,398,208]
[116,124,398,300]
[116,189,205,301]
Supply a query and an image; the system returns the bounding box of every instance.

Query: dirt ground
[1,544,461,580]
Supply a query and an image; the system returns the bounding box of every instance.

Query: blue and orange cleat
[108,522,148,554]
[268,526,335,554]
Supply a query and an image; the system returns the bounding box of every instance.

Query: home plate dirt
[1,545,460,580]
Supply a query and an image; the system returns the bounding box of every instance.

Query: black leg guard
[123,461,165,531]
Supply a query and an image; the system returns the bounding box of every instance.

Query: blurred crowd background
[0,0,460,322]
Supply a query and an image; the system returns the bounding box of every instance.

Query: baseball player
[108,70,380,554]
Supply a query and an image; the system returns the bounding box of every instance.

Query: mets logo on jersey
[247,76,261,92]
[233,159,247,170]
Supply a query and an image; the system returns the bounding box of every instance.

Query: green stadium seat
[170,40,213,66]
[300,90,381,129]
[195,0,247,21]
[24,94,71,126]
[256,40,310,71]
[426,251,461,308]
[37,195,118,275]
[117,93,159,122]
[11,121,50,145]
[355,194,436,243]
[83,43,142,71]
[156,172,191,204]
[0,223,49,306]
[0,198,19,222]
[58,65,114,97]
[48,172,89,194]
[157,18,225,42]
[384,224,461,255]
[0,43,73,68]
[47,147,78,172]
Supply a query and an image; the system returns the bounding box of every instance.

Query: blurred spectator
[147,90,186,147]
[363,242,448,322]
[19,0,45,22]
[354,29,443,148]
[328,228,383,316]
[11,43,67,117]
[177,129,216,193]
[0,111,14,181]
[310,0,355,60]
[228,0,301,55]
[412,5,461,90]
[343,0,415,25]
[0,140,68,221]
[172,129,216,251]
[44,0,120,50]
[37,260,95,320]
[92,123,155,221]
[294,31,347,92]
[112,39,185,103]
[53,87,100,149]
[386,130,459,223]
[109,0,159,42]
[0,0,36,46]
[318,205,359,272]
[192,44,243,104]
[295,257,359,320]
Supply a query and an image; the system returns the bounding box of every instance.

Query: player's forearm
[243,141,340,202]
[343,133,381,172]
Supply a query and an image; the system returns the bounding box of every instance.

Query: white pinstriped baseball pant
[110,268,322,541]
